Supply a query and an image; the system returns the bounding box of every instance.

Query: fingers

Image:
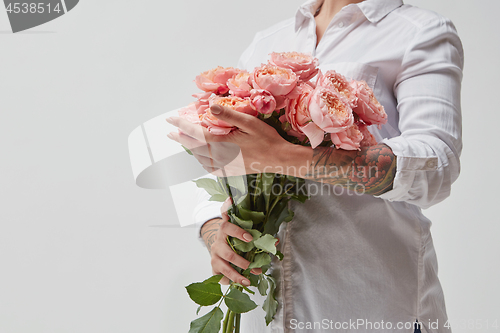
[212,264,249,286]
[219,202,254,244]
[219,220,253,243]
[210,244,251,286]
[209,212,262,285]
[220,197,233,216]
[219,276,230,285]
[167,116,228,143]
[202,165,225,177]
[168,131,211,158]
[166,117,210,142]
[210,105,258,133]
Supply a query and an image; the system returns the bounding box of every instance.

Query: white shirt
[193,0,463,332]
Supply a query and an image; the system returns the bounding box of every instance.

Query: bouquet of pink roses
[178,52,387,333]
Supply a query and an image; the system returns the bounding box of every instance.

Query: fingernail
[166,117,173,123]
[167,133,173,139]
[250,269,259,275]
[211,105,223,114]
[242,279,250,286]
[243,233,253,242]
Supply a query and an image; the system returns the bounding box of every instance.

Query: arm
[169,108,396,197]
[278,143,397,196]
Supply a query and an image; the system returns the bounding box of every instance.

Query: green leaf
[216,177,230,197]
[291,193,309,203]
[203,275,223,284]
[247,229,262,240]
[275,251,284,261]
[209,193,228,202]
[186,282,223,306]
[233,283,255,295]
[233,228,262,252]
[263,277,278,326]
[224,288,258,314]
[193,178,223,196]
[232,238,255,252]
[218,176,247,206]
[238,207,265,225]
[254,234,278,255]
[238,186,253,211]
[226,176,247,195]
[248,253,272,269]
[189,307,224,333]
[258,274,269,296]
[248,274,259,287]
[261,263,271,274]
[182,145,194,155]
[231,214,253,229]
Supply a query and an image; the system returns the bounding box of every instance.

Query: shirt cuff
[375,137,438,203]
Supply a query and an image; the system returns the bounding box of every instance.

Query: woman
[168,0,463,331]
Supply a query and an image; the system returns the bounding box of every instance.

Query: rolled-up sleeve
[376,18,464,209]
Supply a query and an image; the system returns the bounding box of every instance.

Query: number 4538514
[444,319,499,330]
[6,3,62,14]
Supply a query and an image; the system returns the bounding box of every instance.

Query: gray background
[0,0,499,332]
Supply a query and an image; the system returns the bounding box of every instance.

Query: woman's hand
[167,104,292,176]
[200,198,261,285]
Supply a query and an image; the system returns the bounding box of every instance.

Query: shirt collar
[295,0,404,31]
[358,0,403,23]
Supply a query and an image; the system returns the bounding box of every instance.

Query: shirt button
[426,160,437,168]
[338,22,345,28]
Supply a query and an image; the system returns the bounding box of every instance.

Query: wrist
[200,218,224,253]
[273,141,313,177]
[201,217,222,234]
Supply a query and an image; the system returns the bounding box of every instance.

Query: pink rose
[350,80,387,126]
[250,64,298,97]
[192,91,212,114]
[317,70,357,107]
[200,109,233,135]
[195,66,240,95]
[227,71,253,98]
[284,83,325,148]
[358,124,378,147]
[178,103,202,124]
[308,87,354,134]
[269,52,319,82]
[330,123,363,151]
[201,95,257,135]
[209,95,256,116]
[249,89,276,115]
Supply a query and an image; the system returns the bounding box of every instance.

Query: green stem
[227,236,237,253]
[235,313,241,333]
[253,174,261,209]
[222,309,230,333]
[227,310,235,333]
[246,248,257,263]
[266,196,281,220]
[219,283,235,333]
